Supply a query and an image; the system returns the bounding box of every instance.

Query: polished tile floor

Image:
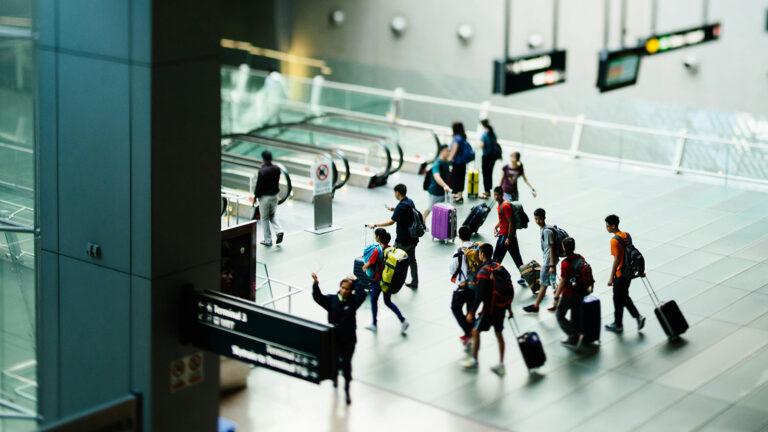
[221,152,768,432]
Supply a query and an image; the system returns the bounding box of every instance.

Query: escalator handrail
[221,153,294,204]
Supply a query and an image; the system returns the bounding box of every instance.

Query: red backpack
[483,263,515,313]
[566,254,595,293]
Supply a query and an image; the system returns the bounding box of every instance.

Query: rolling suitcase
[467,168,479,198]
[509,316,546,370]
[432,193,457,242]
[462,202,491,235]
[519,260,541,294]
[580,294,601,344]
[641,277,689,339]
[353,226,375,287]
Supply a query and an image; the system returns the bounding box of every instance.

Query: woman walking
[499,151,537,201]
[478,119,502,199]
[363,228,409,334]
[448,121,474,204]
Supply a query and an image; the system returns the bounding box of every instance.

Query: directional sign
[643,23,721,55]
[596,46,644,92]
[493,50,567,95]
[183,289,337,384]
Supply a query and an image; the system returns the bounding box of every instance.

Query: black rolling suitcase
[641,277,689,339]
[509,315,546,370]
[353,226,375,287]
[580,294,601,344]
[462,202,491,235]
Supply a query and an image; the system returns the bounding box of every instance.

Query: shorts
[475,310,505,332]
[427,193,445,210]
[540,264,557,287]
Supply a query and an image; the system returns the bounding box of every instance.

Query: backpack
[546,225,570,257]
[422,163,433,191]
[483,262,515,313]
[614,233,645,279]
[454,139,476,164]
[508,201,529,229]
[565,254,595,293]
[488,132,502,159]
[451,242,483,288]
[408,204,427,239]
[362,244,382,278]
[380,247,410,294]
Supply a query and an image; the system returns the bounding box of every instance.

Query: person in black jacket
[255,150,284,246]
[311,273,367,405]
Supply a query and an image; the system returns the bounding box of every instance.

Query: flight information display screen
[596,47,643,92]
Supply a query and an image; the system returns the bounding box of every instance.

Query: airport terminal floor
[221,152,768,432]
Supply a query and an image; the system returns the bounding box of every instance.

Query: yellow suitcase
[467,168,479,198]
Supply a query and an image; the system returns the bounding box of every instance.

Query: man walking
[311,273,367,405]
[254,150,284,246]
[555,237,588,349]
[604,214,646,333]
[368,184,420,289]
[523,208,560,313]
[450,226,478,349]
[423,145,452,222]
[491,186,526,286]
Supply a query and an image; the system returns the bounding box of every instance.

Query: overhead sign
[596,47,644,92]
[183,289,337,384]
[493,50,567,95]
[643,23,721,55]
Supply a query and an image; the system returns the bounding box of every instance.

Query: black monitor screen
[597,47,643,92]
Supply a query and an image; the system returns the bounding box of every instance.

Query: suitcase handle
[507,310,522,338]
[641,276,676,337]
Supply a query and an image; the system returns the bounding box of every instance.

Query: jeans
[451,288,475,335]
[481,155,497,193]
[395,241,418,287]
[493,235,524,275]
[370,280,404,325]
[259,194,283,243]
[556,294,583,338]
[613,277,639,326]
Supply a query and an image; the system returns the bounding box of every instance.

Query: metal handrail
[254,273,304,312]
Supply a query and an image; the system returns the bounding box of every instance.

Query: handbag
[251,201,261,220]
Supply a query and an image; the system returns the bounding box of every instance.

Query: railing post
[569,114,585,158]
[389,87,404,120]
[310,75,325,115]
[672,128,688,174]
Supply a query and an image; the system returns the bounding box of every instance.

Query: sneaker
[405,282,418,289]
[523,304,539,313]
[275,232,284,244]
[517,278,527,286]
[365,323,377,332]
[460,335,471,345]
[400,320,410,334]
[259,240,272,246]
[491,364,506,376]
[547,304,557,312]
[464,340,473,355]
[461,357,478,370]
[605,323,624,333]
[637,315,646,331]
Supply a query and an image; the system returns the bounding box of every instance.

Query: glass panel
[680,138,730,177]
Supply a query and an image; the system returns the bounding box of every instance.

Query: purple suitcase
[432,201,457,242]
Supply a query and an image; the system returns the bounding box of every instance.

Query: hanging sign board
[596,46,644,92]
[493,50,567,95]
[643,23,721,55]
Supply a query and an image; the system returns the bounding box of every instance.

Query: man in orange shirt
[604,214,646,333]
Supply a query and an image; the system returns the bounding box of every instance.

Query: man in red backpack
[555,237,590,350]
[463,243,513,376]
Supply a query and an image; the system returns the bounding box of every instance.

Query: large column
[38,1,221,430]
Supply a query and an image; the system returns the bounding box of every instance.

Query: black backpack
[485,263,515,313]
[422,164,433,191]
[408,205,427,238]
[546,225,570,257]
[614,233,645,279]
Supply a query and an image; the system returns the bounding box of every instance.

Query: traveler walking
[463,243,512,376]
[311,273,367,405]
[450,226,481,349]
[555,237,591,349]
[499,151,536,202]
[478,119,502,199]
[604,214,646,333]
[490,186,526,286]
[448,121,475,204]
[254,150,285,246]
[523,208,564,313]
[423,144,452,222]
[367,184,422,289]
[363,228,409,334]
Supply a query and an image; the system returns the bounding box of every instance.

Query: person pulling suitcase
[604,214,646,333]
[554,237,597,350]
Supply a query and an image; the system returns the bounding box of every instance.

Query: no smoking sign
[170,352,205,392]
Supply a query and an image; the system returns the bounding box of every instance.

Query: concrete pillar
[38,1,221,430]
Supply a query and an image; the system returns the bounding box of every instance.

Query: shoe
[400,320,410,334]
[461,357,478,370]
[365,323,377,332]
[259,240,273,246]
[405,282,418,289]
[460,335,471,345]
[575,334,585,351]
[561,338,577,349]
[345,391,351,405]
[464,340,473,355]
[276,232,284,244]
[517,278,527,286]
[605,323,624,333]
[454,197,464,204]
[491,364,506,377]
[637,315,646,331]
[547,304,557,312]
[523,304,539,313]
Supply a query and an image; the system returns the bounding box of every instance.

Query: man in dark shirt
[555,236,587,350]
[463,243,507,376]
[367,183,420,289]
[311,273,367,405]
[254,150,284,246]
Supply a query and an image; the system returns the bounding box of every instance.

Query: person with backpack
[554,237,594,350]
[311,272,368,405]
[477,119,502,199]
[499,151,537,202]
[423,144,452,223]
[448,121,475,204]
[367,184,422,289]
[450,226,482,349]
[523,208,566,313]
[604,214,646,333]
[363,228,409,334]
[491,186,527,287]
[463,243,514,376]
